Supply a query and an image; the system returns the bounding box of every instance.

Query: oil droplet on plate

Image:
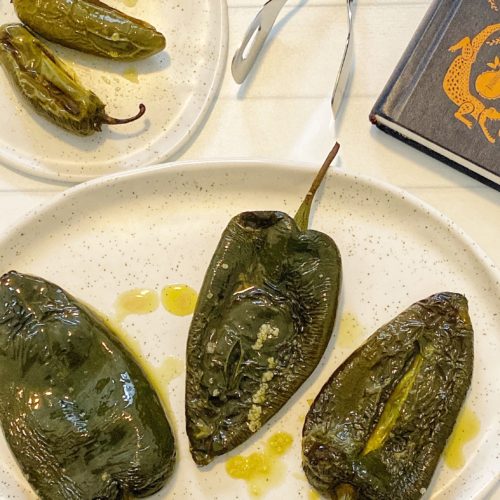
[308,490,321,500]
[226,432,293,497]
[161,284,198,316]
[115,288,159,322]
[154,356,184,387]
[444,406,480,469]
[149,356,184,434]
[121,0,138,6]
[336,312,364,349]
[122,67,139,83]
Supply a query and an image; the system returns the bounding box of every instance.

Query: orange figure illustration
[476,56,500,99]
[442,23,500,143]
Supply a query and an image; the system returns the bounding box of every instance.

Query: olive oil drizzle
[308,490,321,500]
[161,284,198,316]
[115,288,159,322]
[122,67,139,83]
[225,432,293,497]
[444,406,480,469]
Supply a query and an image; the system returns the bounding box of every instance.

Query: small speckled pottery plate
[0,161,498,499]
[0,1,228,182]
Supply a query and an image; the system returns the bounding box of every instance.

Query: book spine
[369,0,459,123]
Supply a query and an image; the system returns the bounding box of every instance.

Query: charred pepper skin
[302,292,474,500]
[0,24,145,136]
[0,271,176,499]
[186,210,342,466]
[13,0,166,60]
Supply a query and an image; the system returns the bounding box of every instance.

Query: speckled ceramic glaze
[0,1,228,182]
[0,162,498,499]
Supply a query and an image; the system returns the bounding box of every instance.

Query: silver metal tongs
[231,0,288,85]
[231,0,355,117]
[331,0,354,116]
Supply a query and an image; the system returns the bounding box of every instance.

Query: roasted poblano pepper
[186,144,342,466]
[0,24,146,136]
[13,0,166,60]
[302,292,474,500]
[0,271,176,499]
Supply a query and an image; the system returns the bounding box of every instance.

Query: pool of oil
[115,288,159,322]
[122,67,139,83]
[444,406,480,469]
[308,490,320,500]
[155,356,184,387]
[161,283,198,316]
[226,432,293,497]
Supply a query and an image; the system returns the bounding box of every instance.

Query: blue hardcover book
[370,0,500,188]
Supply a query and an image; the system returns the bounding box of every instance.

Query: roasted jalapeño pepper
[302,292,474,500]
[13,0,166,60]
[0,271,176,499]
[0,24,146,136]
[186,144,342,466]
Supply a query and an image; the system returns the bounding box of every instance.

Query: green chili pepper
[0,23,145,136]
[186,144,342,466]
[0,271,176,499]
[302,292,474,500]
[13,0,166,60]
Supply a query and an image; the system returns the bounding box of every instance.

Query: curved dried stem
[294,142,340,231]
[103,103,146,125]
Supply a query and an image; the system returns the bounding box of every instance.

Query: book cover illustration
[443,20,500,144]
[371,0,500,185]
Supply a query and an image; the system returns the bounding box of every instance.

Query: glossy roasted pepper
[302,292,474,500]
[0,24,146,135]
[13,0,166,60]
[186,144,342,466]
[0,271,176,499]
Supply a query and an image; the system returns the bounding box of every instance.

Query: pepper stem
[294,142,340,231]
[102,103,146,125]
[333,483,358,499]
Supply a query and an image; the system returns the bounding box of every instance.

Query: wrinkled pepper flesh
[186,144,342,466]
[0,271,176,499]
[13,0,166,61]
[302,292,474,500]
[0,23,146,136]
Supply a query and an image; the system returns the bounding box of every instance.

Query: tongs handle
[331,0,355,116]
[231,0,288,84]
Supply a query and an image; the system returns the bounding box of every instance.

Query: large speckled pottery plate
[0,1,228,182]
[0,161,498,499]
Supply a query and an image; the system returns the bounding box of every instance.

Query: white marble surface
[0,1,498,498]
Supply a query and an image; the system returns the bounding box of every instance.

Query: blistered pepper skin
[302,292,474,500]
[0,24,145,135]
[186,210,342,466]
[0,271,176,499]
[13,0,166,60]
